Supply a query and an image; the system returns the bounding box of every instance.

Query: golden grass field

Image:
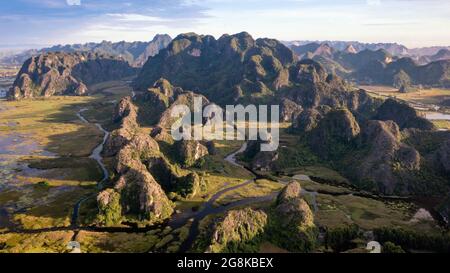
[360,85,450,105]
[0,81,445,253]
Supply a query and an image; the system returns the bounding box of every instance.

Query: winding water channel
[71,109,110,228]
[174,142,273,252]
[0,99,282,252]
[173,143,324,252]
[2,101,444,252]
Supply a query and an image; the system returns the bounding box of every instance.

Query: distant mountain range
[285,40,409,56]
[288,41,450,88]
[417,49,450,64]
[285,40,450,60]
[0,34,172,67]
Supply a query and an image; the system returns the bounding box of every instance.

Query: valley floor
[361,85,450,130]
[0,81,446,253]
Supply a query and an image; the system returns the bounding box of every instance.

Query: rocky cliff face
[276,180,302,203]
[269,181,317,252]
[99,95,209,225]
[274,182,314,228]
[295,102,425,194]
[134,33,380,118]
[243,139,279,172]
[284,59,380,113]
[98,97,174,225]
[281,63,447,196]
[297,105,445,195]
[103,96,142,157]
[205,182,317,253]
[131,34,173,67]
[9,52,136,100]
[206,208,268,253]
[374,99,436,130]
[309,109,361,159]
[135,78,211,128]
[434,140,450,175]
[147,156,204,198]
[134,32,295,104]
[292,106,331,132]
[351,120,421,194]
[280,98,303,122]
[176,140,209,168]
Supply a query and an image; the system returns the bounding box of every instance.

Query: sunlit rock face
[206,208,268,253]
[97,97,174,226]
[134,32,295,104]
[9,52,136,100]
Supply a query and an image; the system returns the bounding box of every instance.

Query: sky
[0,0,449,49]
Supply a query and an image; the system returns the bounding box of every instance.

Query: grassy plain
[0,231,74,253]
[214,179,283,206]
[76,231,160,253]
[1,80,444,253]
[0,82,133,235]
[433,120,450,130]
[360,85,450,106]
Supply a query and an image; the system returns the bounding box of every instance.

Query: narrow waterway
[224,142,248,167]
[75,109,110,185]
[176,142,283,253]
[71,109,110,228]
[426,112,450,121]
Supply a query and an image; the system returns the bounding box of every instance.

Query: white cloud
[66,0,81,6]
[106,13,171,23]
[367,0,381,6]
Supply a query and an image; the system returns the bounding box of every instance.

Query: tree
[383,242,406,253]
[324,224,360,252]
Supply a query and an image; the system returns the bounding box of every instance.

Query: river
[3,93,444,252]
[0,76,14,98]
[76,109,110,185]
[71,109,110,228]
[425,112,450,121]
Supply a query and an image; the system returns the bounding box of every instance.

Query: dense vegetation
[374,227,450,253]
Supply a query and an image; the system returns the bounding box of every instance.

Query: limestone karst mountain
[321,46,450,88]
[99,97,174,225]
[288,41,450,88]
[344,44,357,54]
[356,57,450,87]
[374,99,436,130]
[203,182,317,253]
[408,46,450,58]
[9,52,137,100]
[0,34,172,67]
[429,49,450,62]
[290,98,448,195]
[206,208,268,253]
[134,32,379,118]
[291,43,335,59]
[130,34,449,197]
[98,95,211,226]
[136,78,211,127]
[134,32,296,105]
[286,40,409,56]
